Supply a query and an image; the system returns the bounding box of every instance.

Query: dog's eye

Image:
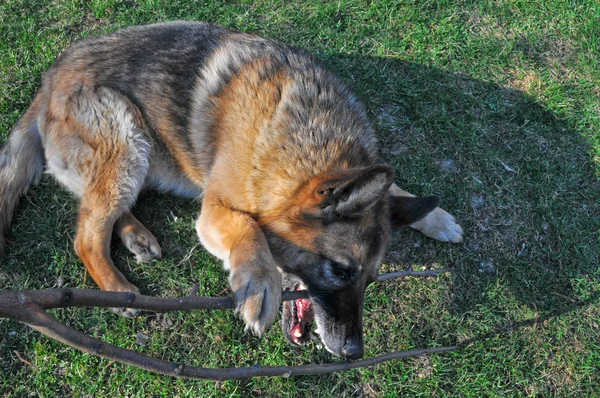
[327,260,355,282]
[331,261,346,278]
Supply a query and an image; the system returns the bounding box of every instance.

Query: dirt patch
[359,382,382,397]
[464,9,514,40]
[515,34,577,79]
[543,354,575,393]
[437,159,459,174]
[470,195,485,209]
[478,258,496,274]
[510,70,543,92]
[414,355,434,378]
[377,104,408,132]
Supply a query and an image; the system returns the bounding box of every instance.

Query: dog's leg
[389,183,463,243]
[114,212,162,263]
[43,86,150,317]
[70,135,148,317]
[74,198,142,317]
[196,192,282,336]
[70,144,148,317]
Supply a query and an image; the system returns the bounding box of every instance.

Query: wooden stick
[0,267,454,380]
[0,268,452,315]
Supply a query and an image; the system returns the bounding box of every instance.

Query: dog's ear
[309,165,395,219]
[389,195,439,227]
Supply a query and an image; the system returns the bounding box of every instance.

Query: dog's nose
[341,333,364,360]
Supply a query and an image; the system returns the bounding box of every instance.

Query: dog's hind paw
[121,227,162,263]
[230,264,282,336]
[115,213,162,263]
[410,207,464,243]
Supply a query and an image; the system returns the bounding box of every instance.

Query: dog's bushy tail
[0,93,45,255]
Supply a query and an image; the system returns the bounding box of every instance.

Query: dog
[0,21,463,359]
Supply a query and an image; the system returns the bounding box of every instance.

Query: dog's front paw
[410,207,464,243]
[230,264,282,336]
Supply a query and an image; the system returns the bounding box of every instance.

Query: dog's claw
[410,207,464,243]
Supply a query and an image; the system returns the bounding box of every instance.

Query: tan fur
[197,191,281,335]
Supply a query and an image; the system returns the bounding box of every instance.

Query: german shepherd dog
[0,22,463,359]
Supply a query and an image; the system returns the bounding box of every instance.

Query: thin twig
[176,243,199,268]
[0,288,304,314]
[189,283,199,296]
[13,350,32,367]
[550,291,580,304]
[376,267,452,282]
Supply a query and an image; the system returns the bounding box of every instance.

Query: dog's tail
[0,92,45,255]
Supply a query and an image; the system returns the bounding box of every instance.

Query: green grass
[1,0,599,396]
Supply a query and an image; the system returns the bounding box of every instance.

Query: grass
[1,0,599,396]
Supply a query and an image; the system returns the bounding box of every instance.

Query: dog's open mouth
[283,283,315,345]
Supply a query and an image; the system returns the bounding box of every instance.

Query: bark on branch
[0,267,454,380]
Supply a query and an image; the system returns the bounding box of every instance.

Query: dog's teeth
[294,328,302,338]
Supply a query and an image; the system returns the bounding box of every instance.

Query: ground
[1,0,599,396]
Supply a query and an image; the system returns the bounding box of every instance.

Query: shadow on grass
[324,54,598,323]
[1,52,598,389]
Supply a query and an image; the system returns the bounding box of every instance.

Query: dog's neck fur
[199,40,379,222]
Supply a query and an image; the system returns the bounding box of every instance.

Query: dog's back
[33,21,378,202]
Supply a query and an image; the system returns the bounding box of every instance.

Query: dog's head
[262,165,439,359]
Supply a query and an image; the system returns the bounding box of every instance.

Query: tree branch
[0,268,451,315]
[0,267,453,380]
[20,304,457,380]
